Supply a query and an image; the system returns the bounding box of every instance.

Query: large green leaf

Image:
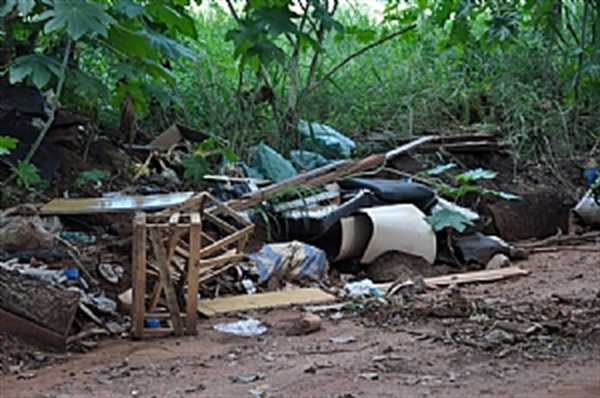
[252,5,299,37]
[112,80,149,115]
[9,54,62,88]
[0,136,18,156]
[311,2,343,33]
[146,3,197,38]
[107,25,156,59]
[37,0,116,40]
[15,160,41,189]
[424,209,474,233]
[0,0,35,17]
[143,28,196,60]
[182,155,210,183]
[71,69,110,100]
[114,0,145,19]
[455,168,498,184]
[423,163,456,176]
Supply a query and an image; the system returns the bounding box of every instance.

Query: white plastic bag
[574,190,600,226]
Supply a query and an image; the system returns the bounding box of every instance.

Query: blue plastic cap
[144,318,161,328]
[584,168,599,185]
[64,267,80,280]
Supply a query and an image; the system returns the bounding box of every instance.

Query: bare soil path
[1,251,599,398]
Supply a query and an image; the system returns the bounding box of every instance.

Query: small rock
[330,312,344,320]
[359,372,379,380]
[403,376,421,386]
[232,373,265,384]
[248,384,270,398]
[32,352,47,362]
[262,354,275,362]
[330,335,356,344]
[447,371,457,382]
[183,384,206,393]
[286,313,321,336]
[16,373,36,380]
[484,329,515,346]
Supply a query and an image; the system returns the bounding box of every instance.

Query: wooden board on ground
[0,308,67,349]
[0,269,79,337]
[197,288,336,317]
[376,266,530,291]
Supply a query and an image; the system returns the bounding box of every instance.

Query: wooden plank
[203,174,271,185]
[132,212,147,339]
[149,229,184,336]
[198,225,253,259]
[204,211,237,234]
[0,269,79,336]
[199,253,245,270]
[167,229,187,265]
[147,279,163,314]
[186,212,201,335]
[376,266,530,291]
[0,308,66,349]
[198,261,240,285]
[197,288,336,316]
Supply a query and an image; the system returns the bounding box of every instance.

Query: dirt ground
[1,250,599,398]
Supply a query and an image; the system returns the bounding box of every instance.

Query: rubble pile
[0,85,597,354]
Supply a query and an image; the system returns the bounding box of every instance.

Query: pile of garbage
[1,85,597,348]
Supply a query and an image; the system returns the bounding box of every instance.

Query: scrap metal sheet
[40,192,195,215]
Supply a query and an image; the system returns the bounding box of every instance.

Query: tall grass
[162,4,598,161]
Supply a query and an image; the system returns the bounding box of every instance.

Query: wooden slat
[376,266,530,291]
[204,211,237,234]
[199,253,246,270]
[147,280,163,314]
[149,229,184,336]
[197,288,336,316]
[198,261,240,284]
[186,213,201,335]
[132,212,147,339]
[198,225,253,259]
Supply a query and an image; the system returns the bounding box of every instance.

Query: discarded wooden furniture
[131,192,253,339]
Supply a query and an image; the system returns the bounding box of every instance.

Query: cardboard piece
[197,288,336,317]
[149,123,211,150]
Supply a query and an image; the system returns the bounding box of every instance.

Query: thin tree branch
[224,0,241,22]
[305,24,417,94]
[20,39,72,167]
[305,22,326,89]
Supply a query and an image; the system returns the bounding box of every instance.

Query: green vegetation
[74,168,110,189]
[423,164,520,233]
[0,0,598,189]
